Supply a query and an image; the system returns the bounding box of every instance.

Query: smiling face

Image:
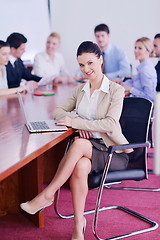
[77,52,103,80]
[0,46,10,66]
[153,38,160,57]
[46,36,60,56]
[95,31,110,50]
[134,41,150,63]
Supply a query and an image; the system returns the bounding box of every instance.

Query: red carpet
[0,148,160,239]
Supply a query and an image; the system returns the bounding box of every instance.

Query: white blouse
[33,51,69,78]
[0,66,8,90]
[77,76,109,138]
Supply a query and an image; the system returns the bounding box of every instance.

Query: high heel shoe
[20,199,54,215]
[72,217,86,240]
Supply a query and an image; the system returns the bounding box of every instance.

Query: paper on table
[38,75,57,86]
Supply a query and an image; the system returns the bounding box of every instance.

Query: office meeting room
[0,0,160,239]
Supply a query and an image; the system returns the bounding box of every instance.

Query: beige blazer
[53,76,132,153]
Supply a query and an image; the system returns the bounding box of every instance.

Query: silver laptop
[17,91,68,133]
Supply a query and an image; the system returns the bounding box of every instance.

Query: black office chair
[54,97,158,240]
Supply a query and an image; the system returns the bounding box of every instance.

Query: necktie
[14,59,20,75]
[14,59,18,68]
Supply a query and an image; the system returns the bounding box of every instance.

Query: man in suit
[6,32,41,88]
[94,23,131,82]
[153,33,160,91]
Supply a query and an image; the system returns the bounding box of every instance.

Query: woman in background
[0,40,26,96]
[34,32,74,85]
[20,41,132,240]
[122,37,157,102]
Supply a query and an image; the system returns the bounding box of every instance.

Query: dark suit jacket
[6,58,41,88]
[155,61,160,91]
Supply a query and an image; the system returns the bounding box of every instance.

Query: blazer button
[100,147,104,151]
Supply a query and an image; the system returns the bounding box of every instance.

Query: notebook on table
[17,91,68,133]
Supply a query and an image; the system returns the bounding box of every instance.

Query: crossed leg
[70,156,91,239]
[25,138,93,213]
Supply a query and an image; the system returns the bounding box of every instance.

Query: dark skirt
[89,138,129,172]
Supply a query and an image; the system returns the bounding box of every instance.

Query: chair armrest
[69,134,150,154]
[69,132,80,140]
[108,141,150,154]
[65,132,80,153]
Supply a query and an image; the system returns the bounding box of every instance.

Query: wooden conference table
[0,83,76,228]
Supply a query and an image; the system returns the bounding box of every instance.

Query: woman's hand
[124,90,131,97]
[18,85,27,93]
[78,130,93,139]
[112,78,123,84]
[67,76,75,83]
[122,85,132,96]
[55,116,72,127]
[26,80,38,92]
[54,76,63,84]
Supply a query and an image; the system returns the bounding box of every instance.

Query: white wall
[0,0,159,73]
[50,0,160,75]
[0,0,51,62]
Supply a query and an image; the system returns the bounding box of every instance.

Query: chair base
[54,190,158,240]
[93,205,158,240]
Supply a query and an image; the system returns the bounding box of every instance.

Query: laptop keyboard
[30,121,50,130]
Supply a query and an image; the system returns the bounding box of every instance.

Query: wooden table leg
[0,172,19,216]
[19,155,44,228]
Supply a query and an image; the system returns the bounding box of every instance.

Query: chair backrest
[88,97,153,188]
[120,97,152,143]
[120,97,152,170]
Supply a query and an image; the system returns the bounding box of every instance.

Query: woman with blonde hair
[34,32,74,85]
[122,37,157,102]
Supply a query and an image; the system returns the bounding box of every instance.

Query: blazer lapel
[97,91,106,105]
[96,91,107,118]
[76,90,85,108]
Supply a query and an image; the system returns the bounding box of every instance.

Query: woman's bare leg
[70,157,91,239]
[27,138,92,208]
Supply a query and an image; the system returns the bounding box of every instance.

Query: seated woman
[33,32,74,85]
[20,41,132,240]
[0,40,26,96]
[122,37,157,102]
